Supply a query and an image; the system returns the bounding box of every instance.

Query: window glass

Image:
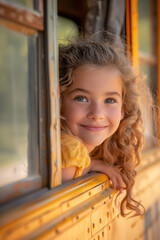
[138,0,157,150]
[140,63,157,146]
[138,0,157,99]
[140,64,157,94]
[0,25,39,187]
[138,0,152,54]
[58,16,79,45]
[5,0,34,10]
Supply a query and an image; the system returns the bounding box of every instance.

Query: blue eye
[74,96,87,102]
[105,98,115,103]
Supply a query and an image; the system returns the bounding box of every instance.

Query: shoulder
[61,133,90,162]
[61,134,91,178]
[61,134,80,143]
[61,134,86,153]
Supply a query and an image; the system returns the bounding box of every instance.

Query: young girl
[59,33,152,216]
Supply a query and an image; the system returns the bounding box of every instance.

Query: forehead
[70,64,123,92]
[74,64,121,77]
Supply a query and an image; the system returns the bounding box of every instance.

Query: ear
[121,108,124,120]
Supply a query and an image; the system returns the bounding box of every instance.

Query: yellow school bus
[0,0,160,239]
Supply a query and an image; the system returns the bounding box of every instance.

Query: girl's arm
[82,159,124,193]
[62,166,77,182]
[62,160,124,193]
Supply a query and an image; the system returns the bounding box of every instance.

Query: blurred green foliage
[58,16,79,45]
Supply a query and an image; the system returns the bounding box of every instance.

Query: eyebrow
[68,88,121,97]
[68,88,90,94]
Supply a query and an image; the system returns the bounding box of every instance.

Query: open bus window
[138,0,157,150]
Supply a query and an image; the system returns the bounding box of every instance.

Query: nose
[87,102,105,121]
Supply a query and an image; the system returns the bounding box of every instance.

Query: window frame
[0,0,44,30]
[45,0,61,188]
[0,0,50,203]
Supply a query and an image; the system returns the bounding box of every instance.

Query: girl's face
[62,65,124,153]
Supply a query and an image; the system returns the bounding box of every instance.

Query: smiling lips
[80,125,107,132]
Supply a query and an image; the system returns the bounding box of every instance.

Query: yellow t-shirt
[61,134,91,178]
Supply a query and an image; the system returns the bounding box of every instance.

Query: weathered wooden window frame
[0,0,50,203]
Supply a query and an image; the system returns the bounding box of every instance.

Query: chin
[84,139,106,149]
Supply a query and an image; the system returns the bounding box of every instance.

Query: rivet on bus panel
[56,229,59,234]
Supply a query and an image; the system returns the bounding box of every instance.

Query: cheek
[107,107,122,122]
[63,103,83,123]
[63,107,73,120]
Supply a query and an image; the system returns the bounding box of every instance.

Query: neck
[81,141,94,154]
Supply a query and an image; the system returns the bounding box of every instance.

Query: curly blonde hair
[59,33,152,216]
